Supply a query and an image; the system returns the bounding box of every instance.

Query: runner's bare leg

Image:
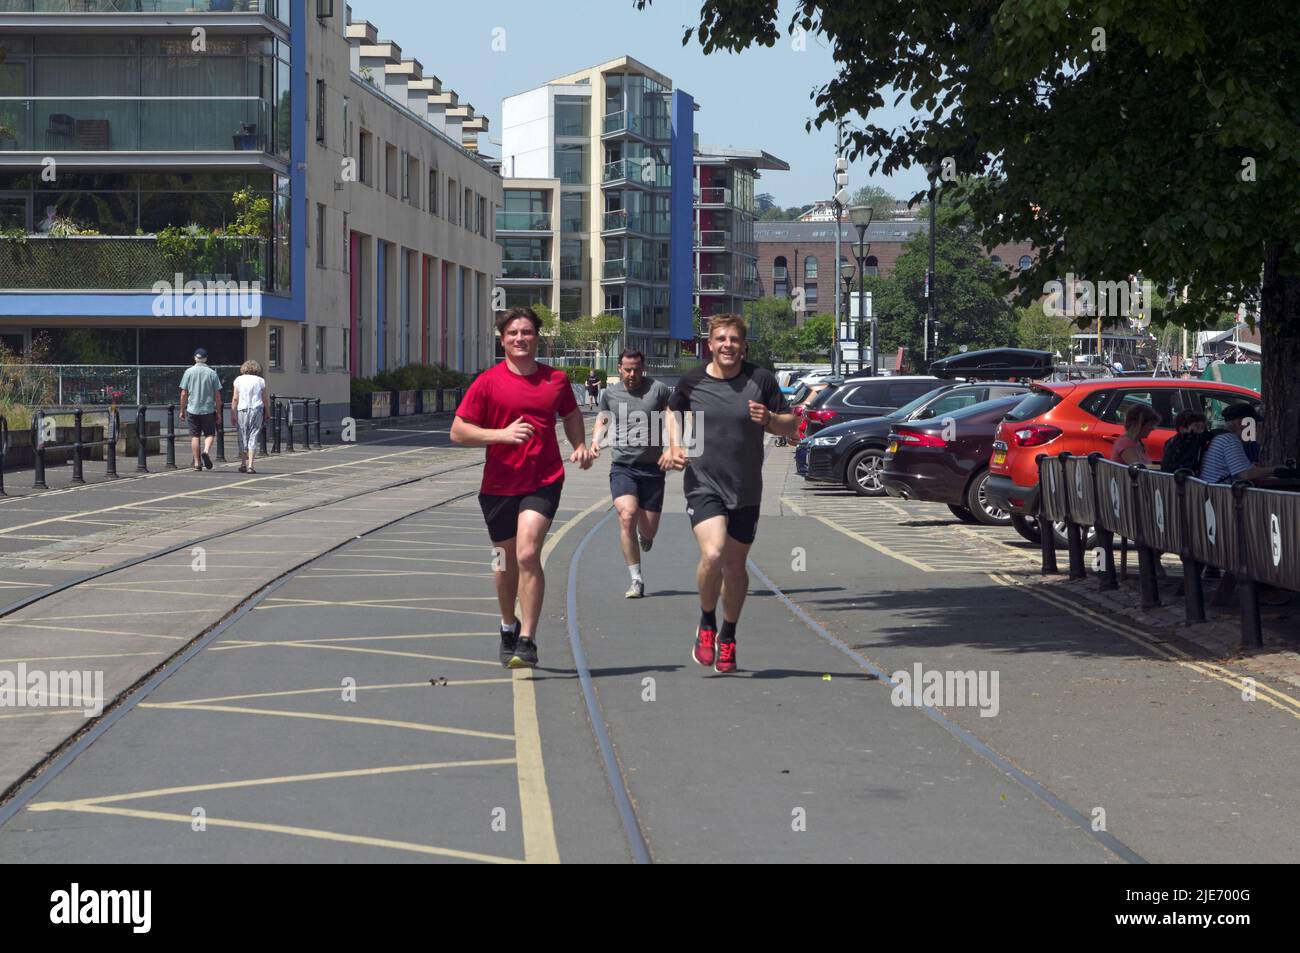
[515,509,552,636]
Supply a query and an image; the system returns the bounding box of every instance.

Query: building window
[864,255,879,277]
[385,144,399,198]
[317,0,334,17]
[315,80,326,145]
[358,129,372,186]
[316,204,326,268]
[447,178,457,225]
[1018,255,1033,271]
[400,152,410,201]
[805,283,818,305]
[773,255,788,298]
[269,327,282,371]
[804,256,818,280]
[341,326,349,372]
[464,188,473,231]
[315,327,326,370]
[408,156,420,207]
[478,196,488,237]
[300,325,309,372]
[429,168,439,216]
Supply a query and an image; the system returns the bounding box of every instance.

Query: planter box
[416,389,437,414]
[394,390,418,417]
[3,426,105,470]
[368,391,392,419]
[439,389,461,414]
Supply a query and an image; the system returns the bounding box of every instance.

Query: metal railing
[1,365,241,406]
[495,212,552,232]
[0,97,270,152]
[499,260,552,280]
[0,236,269,290]
[1036,450,1300,648]
[267,396,322,453]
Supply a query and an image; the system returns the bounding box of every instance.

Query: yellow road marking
[0,447,434,536]
[509,494,611,865]
[988,573,1300,720]
[33,757,517,806]
[805,513,935,572]
[253,599,498,618]
[168,678,514,707]
[202,639,500,665]
[0,621,184,641]
[0,709,85,721]
[25,802,521,864]
[210,632,488,650]
[139,701,515,739]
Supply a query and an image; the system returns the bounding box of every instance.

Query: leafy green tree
[638,0,1300,462]
[1017,302,1077,358]
[849,185,896,216]
[797,313,834,356]
[865,204,1019,362]
[741,297,799,368]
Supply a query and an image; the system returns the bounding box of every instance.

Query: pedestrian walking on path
[179,347,222,472]
[660,314,798,673]
[230,359,268,474]
[585,370,602,409]
[591,348,672,598]
[451,307,595,669]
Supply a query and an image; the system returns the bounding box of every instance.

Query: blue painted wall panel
[669,89,695,341]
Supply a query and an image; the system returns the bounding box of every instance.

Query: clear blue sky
[355,0,927,208]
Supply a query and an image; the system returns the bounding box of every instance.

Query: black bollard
[166,404,177,469]
[1130,466,1159,609]
[135,405,148,472]
[1173,470,1206,624]
[1059,452,1086,579]
[106,408,119,479]
[287,400,295,452]
[315,399,323,448]
[216,408,227,463]
[71,407,85,485]
[33,412,47,489]
[0,416,7,496]
[1232,481,1262,649]
[1036,454,1059,575]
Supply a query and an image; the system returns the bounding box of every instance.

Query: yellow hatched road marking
[138,701,515,739]
[169,677,514,707]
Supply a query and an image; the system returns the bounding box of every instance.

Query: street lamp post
[839,260,855,370]
[849,204,874,375]
[925,167,938,365]
[831,124,849,376]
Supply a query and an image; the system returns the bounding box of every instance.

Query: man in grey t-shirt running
[661,315,797,673]
[592,349,672,598]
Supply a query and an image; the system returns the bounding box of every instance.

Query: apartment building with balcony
[693,145,787,341]
[499,56,695,363]
[0,1,500,424]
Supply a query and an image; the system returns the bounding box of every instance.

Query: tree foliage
[636,0,1300,461]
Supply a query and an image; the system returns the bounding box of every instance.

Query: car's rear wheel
[846,448,886,496]
[948,504,979,523]
[965,469,1013,526]
[1009,514,1098,548]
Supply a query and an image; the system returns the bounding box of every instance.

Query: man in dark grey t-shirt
[661,315,796,673]
[592,349,672,598]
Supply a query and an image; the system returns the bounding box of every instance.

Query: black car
[881,394,1026,525]
[801,375,947,437]
[802,382,1030,495]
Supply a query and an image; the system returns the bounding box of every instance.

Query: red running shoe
[714,638,737,674]
[692,626,716,667]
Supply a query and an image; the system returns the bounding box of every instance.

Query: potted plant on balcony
[0,113,17,151]
[232,121,259,151]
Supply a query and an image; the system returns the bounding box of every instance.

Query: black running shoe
[508,636,538,669]
[201,451,213,470]
[499,621,520,668]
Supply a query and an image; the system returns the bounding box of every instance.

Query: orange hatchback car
[984,377,1261,541]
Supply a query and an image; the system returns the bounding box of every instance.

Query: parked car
[882,394,1027,525]
[984,377,1261,545]
[802,375,946,438]
[802,381,1030,493]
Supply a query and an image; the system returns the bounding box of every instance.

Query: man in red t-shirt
[451,307,594,668]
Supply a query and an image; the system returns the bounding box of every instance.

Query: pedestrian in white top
[230,359,269,473]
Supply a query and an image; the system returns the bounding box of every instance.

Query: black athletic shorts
[478,480,564,543]
[187,412,217,437]
[609,461,665,513]
[685,486,761,545]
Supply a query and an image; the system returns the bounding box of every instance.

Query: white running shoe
[625,580,645,598]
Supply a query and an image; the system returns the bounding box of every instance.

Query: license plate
[992,449,1006,465]
[887,441,898,454]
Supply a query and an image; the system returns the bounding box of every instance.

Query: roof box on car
[929,348,1053,381]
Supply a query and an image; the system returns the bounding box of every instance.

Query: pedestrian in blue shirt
[1197,403,1284,484]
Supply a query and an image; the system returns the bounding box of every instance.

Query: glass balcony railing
[696,273,732,293]
[601,210,669,235]
[495,211,552,232]
[601,110,670,140]
[559,262,586,281]
[500,260,552,280]
[601,307,623,320]
[696,186,733,206]
[0,235,269,290]
[694,230,731,248]
[0,0,271,12]
[601,259,667,282]
[0,98,270,152]
[602,158,670,187]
